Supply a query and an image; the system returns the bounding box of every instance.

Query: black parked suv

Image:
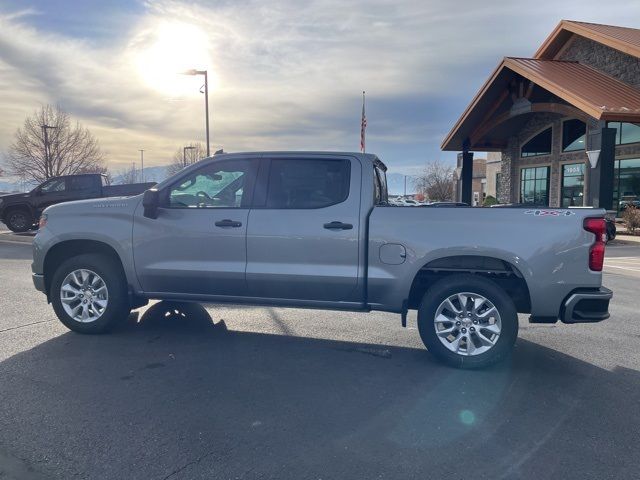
[0,174,155,232]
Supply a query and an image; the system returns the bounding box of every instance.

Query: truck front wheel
[417,274,518,368]
[50,254,131,334]
[5,208,33,232]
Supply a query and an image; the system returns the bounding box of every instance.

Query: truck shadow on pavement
[1,301,639,480]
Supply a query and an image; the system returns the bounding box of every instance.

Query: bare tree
[115,164,138,185]
[415,159,455,201]
[166,143,207,177]
[4,105,106,183]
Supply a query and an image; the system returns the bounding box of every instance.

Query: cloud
[1,0,640,173]
[0,7,40,21]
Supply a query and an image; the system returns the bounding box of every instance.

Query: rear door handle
[323,221,353,230]
[215,219,242,228]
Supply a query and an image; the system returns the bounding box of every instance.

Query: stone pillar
[588,126,616,209]
[498,137,518,204]
[461,151,473,205]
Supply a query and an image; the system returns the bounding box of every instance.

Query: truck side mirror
[142,189,160,219]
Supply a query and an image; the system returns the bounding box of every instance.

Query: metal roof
[506,58,640,119]
[442,58,640,151]
[443,20,640,151]
[535,20,640,59]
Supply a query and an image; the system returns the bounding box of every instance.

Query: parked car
[619,199,640,211]
[0,174,155,232]
[391,197,421,206]
[32,152,612,368]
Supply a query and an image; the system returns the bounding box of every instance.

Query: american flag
[360,91,367,153]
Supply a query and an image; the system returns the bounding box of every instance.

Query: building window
[521,127,552,158]
[613,158,640,213]
[561,163,585,208]
[607,122,640,145]
[562,119,586,152]
[520,166,550,205]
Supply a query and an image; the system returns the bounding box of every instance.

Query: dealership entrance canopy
[443,20,640,211]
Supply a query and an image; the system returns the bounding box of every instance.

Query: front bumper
[561,287,612,324]
[32,273,46,294]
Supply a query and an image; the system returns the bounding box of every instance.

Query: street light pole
[203,71,210,158]
[183,146,196,167]
[182,69,210,157]
[139,150,145,182]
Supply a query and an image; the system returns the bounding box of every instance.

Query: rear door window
[265,159,350,209]
[68,176,95,191]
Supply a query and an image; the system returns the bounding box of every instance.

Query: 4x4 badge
[524,209,575,217]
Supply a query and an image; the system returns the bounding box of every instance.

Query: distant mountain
[0,178,33,194]
[111,165,170,185]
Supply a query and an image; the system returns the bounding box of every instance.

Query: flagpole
[361,90,366,153]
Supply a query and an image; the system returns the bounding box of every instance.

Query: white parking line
[605,264,640,272]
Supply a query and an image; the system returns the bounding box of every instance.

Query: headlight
[38,214,48,229]
[0,198,4,206]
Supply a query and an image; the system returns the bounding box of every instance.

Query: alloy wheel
[434,292,502,356]
[60,269,109,323]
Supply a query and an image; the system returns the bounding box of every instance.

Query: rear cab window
[373,161,388,205]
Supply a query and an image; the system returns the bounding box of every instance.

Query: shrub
[622,206,640,234]
[483,195,498,207]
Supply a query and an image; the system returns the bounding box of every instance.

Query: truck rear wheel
[5,208,33,232]
[50,253,131,334]
[417,274,518,369]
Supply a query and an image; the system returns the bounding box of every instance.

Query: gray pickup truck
[31,152,612,368]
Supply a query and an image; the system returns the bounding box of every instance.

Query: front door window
[561,163,585,207]
[168,160,251,209]
[39,178,66,193]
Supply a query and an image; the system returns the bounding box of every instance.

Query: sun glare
[134,22,214,95]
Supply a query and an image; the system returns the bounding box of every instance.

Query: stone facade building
[454,156,487,205]
[442,20,640,213]
[484,152,502,200]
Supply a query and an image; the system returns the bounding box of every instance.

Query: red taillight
[583,217,606,271]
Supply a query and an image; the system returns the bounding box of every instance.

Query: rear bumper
[561,287,612,324]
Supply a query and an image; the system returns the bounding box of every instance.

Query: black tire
[417,274,518,369]
[5,208,33,232]
[50,253,131,334]
[606,222,616,243]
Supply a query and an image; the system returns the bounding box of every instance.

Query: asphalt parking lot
[0,232,639,479]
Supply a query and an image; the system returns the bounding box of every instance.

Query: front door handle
[323,221,353,230]
[215,219,242,228]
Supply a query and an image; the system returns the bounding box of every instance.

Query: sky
[1,0,640,177]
